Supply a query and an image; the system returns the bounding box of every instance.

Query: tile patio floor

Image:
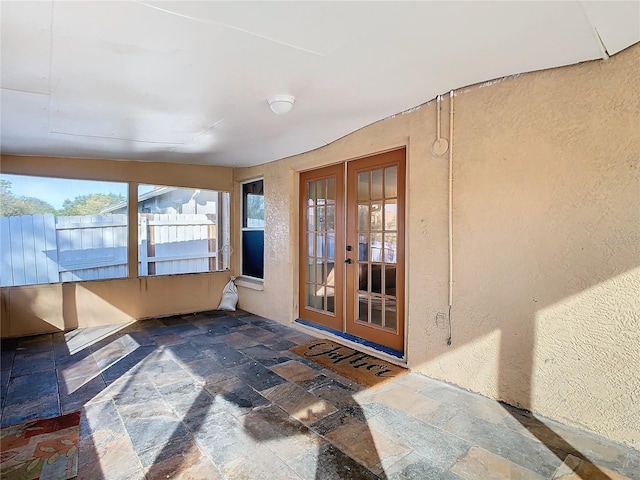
[1,310,638,480]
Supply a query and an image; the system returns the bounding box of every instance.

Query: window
[241,179,264,279]
[0,175,232,285]
[136,185,230,276]
[0,174,128,286]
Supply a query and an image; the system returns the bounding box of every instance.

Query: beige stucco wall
[234,44,640,448]
[0,155,234,337]
[0,273,229,337]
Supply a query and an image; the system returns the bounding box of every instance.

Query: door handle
[345,258,353,264]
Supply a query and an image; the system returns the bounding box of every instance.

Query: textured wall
[426,45,640,448]
[0,273,230,337]
[234,44,640,448]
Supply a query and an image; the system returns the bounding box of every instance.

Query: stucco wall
[0,273,229,337]
[0,155,234,337]
[234,44,640,448]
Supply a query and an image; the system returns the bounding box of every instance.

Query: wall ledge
[236,276,264,291]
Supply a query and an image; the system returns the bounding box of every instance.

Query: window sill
[236,276,264,291]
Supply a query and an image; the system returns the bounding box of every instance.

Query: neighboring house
[103,186,218,216]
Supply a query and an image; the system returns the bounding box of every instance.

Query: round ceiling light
[267,95,295,115]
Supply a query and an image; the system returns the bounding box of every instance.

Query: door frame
[296,147,408,357]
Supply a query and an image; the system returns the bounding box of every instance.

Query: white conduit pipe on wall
[447,90,454,346]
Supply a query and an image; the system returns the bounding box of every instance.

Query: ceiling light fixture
[267,95,295,115]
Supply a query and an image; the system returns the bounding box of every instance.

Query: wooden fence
[138,214,217,276]
[0,213,222,287]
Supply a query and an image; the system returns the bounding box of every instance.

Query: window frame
[0,172,233,287]
[0,173,129,286]
[240,178,265,281]
[137,184,231,277]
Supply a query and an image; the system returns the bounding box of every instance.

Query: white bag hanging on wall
[217,276,238,311]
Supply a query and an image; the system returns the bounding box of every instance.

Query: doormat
[0,411,80,480]
[290,339,408,388]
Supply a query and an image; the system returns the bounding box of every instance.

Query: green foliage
[58,193,125,216]
[0,180,57,216]
[0,179,11,195]
[0,181,125,217]
[246,194,264,222]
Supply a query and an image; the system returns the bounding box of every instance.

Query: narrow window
[241,179,264,279]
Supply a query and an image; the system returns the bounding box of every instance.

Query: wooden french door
[345,149,405,352]
[299,164,345,331]
[299,149,405,353]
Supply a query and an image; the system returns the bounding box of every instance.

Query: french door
[299,163,344,331]
[299,149,405,353]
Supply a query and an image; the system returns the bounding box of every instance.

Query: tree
[0,180,57,216]
[0,179,10,195]
[246,194,264,226]
[58,193,125,216]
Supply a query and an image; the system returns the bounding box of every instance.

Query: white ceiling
[1,1,639,167]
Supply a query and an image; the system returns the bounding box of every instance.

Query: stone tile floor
[1,310,638,480]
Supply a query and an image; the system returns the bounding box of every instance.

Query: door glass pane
[307,207,315,231]
[385,166,397,197]
[307,262,316,282]
[317,180,326,205]
[370,203,382,231]
[371,168,383,199]
[307,285,322,309]
[316,233,324,258]
[326,287,335,313]
[326,262,335,286]
[358,204,369,231]
[317,206,325,231]
[326,205,335,231]
[357,172,369,200]
[371,264,382,294]
[314,287,323,309]
[358,263,368,291]
[326,233,335,259]
[323,261,333,284]
[370,233,382,262]
[371,296,383,326]
[308,233,314,257]
[384,200,397,230]
[385,298,397,330]
[327,178,335,205]
[384,233,397,264]
[358,234,368,261]
[315,261,324,284]
[384,265,396,296]
[358,294,368,322]
[307,181,315,203]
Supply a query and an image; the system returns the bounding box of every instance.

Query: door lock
[346,245,352,251]
[345,258,353,264]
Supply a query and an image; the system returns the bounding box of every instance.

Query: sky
[1,174,154,209]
